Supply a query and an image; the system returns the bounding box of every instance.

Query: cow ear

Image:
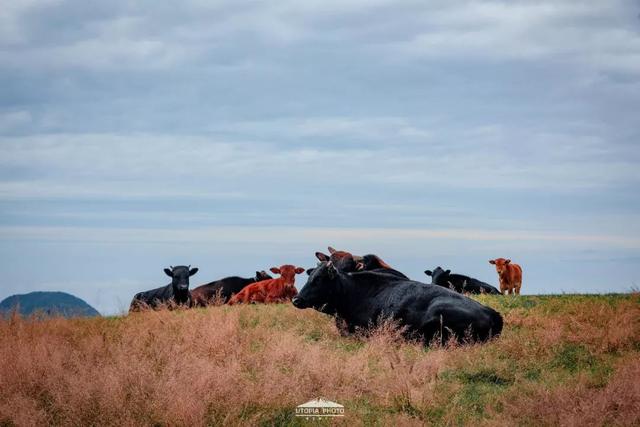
[424,270,432,276]
[270,267,281,274]
[489,260,495,265]
[315,252,330,262]
[505,259,511,264]
[445,270,451,275]
[189,267,199,276]
[294,267,305,274]
[306,268,314,276]
[164,268,173,277]
[356,262,365,271]
[328,246,336,254]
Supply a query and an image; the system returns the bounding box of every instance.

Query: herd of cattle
[130,247,523,344]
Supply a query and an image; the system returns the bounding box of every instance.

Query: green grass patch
[552,343,595,373]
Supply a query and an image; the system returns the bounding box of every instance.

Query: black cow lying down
[190,271,273,306]
[293,261,503,344]
[315,247,409,279]
[425,266,501,295]
[129,265,199,312]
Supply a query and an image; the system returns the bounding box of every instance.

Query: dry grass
[0,294,639,426]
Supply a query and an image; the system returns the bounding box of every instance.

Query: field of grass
[1,294,639,426]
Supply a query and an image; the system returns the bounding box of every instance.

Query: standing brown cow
[489,258,522,295]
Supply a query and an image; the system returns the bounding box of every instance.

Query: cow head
[269,264,305,283]
[164,265,199,292]
[360,254,393,270]
[489,258,511,275]
[255,270,272,281]
[292,261,339,314]
[317,246,364,272]
[424,266,451,287]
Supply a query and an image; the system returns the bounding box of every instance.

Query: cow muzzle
[291,297,306,309]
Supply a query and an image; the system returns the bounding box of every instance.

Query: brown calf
[228,265,304,305]
[489,258,522,295]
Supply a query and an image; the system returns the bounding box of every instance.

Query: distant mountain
[0,291,100,318]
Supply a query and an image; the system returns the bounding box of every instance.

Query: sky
[1,0,639,315]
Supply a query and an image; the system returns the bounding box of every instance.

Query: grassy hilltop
[1,294,639,426]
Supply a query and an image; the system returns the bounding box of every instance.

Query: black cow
[129,265,199,312]
[292,260,503,344]
[190,271,273,306]
[425,266,501,295]
[315,247,409,279]
[358,254,409,279]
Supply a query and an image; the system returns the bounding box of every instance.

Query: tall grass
[1,294,639,426]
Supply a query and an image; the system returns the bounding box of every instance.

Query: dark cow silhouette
[129,265,199,312]
[358,254,409,278]
[191,271,272,306]
[292,259,503,344]
[314,247,409,279]
[425,266,501,295]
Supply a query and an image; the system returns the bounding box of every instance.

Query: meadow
[1,294,639,426]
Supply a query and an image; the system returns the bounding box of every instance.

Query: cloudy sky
[1,1,639,314]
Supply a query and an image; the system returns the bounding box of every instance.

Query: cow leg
[500,281,508,295]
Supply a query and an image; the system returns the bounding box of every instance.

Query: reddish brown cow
[315,246,408,279]
[489,258,522,295]
[227,265,305,305]
[316,246,392,271]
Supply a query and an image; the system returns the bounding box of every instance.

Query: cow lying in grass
[228,265,304,305]
[314,246,409,279]
[489,258,523,295]
[293,256,503,344]
[129,265,199,312]
[191,271,272,306]
[425,266,501,295]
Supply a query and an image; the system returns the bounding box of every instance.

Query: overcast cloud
[1,0,639,314]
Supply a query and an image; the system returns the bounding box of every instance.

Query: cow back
[192,276,255,305]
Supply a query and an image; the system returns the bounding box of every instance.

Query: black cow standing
[292,259,503,344]
[425,266,501,295]
[129,265,199,312]
[190,271,273,306]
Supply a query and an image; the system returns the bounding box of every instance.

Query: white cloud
[0,124,637,205]
[382,1,640,75]
[1,224,639,249]
[2,0,638,76]
[0,110,32,131]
